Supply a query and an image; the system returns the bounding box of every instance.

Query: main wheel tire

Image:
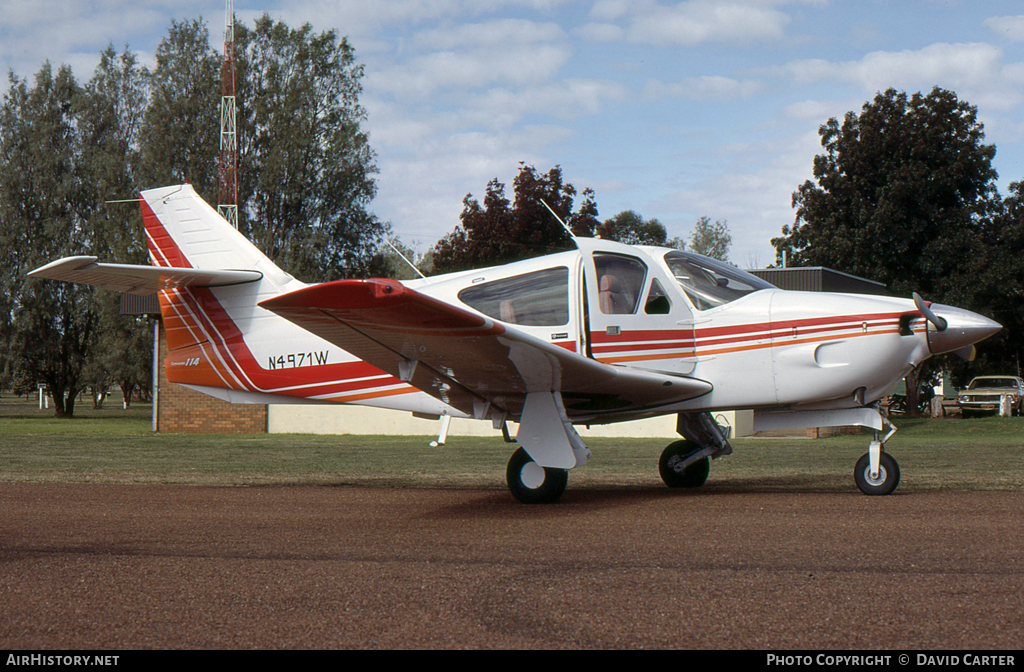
[506,447,568,504]
[659,440,711,488]
[854,452,901,496]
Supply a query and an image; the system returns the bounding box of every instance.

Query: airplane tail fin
[141,184,296,291]
[140,185,304,357]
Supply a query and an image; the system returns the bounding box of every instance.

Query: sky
[3,0,1024,269]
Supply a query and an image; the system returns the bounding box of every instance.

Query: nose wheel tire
[854,452,900,496]
[506,447,568,504]
[659,440,711,488]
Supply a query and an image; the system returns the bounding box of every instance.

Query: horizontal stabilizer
[29,256,262,295]
[260,278,712,420]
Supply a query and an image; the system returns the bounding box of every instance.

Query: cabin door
[582,249,696,375]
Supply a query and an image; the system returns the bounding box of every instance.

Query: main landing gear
[506,447,568,504]
[657,412,732,490]
[659,440,711,488]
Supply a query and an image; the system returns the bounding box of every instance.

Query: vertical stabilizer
[140,185,304,357]
[140,184,295,291]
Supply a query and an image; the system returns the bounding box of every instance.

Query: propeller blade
[913,292,947,332]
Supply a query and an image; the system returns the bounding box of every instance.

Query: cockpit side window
[644,278,671,314]
[458,267,570,326]
[595,254,647,315]
[664,251,773,311]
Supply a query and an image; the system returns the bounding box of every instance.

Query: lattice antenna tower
[217,0,238,228]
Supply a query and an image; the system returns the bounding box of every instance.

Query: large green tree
[138,19,221,201]
[0,63,96,417]
[772,87,1006,408]
[235,16,384,281]
[971,181,1024,378]
[77,46,152,407]
[1,50,151,417]
[773,87,999,301]
[432,163,599,274]
[2,14,385,414]
[139,15,386,282]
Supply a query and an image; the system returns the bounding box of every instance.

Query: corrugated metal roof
[748,267,889,295]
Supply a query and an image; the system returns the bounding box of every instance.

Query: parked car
[957,376,1024,417]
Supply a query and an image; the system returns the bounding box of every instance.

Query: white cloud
[370,44,572,97]
[778,43,1024,111]
[413,18,565,50]
[269,0,575,39]
[375,124,578,242]
[626,0,791,46]
[643,76,766,100]
[983,15,1024,41]
[653,127,823,267]
[590,0,632,22]
[462,79,628,127]
[573,22,624,43]
[368,16,574,98]
[0,1,177,79]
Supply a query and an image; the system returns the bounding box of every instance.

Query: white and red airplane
[31,184,1000,502]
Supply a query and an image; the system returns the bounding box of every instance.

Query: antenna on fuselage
[540,198,576,239]
[384,239,428,280]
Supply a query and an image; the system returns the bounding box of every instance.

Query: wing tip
[29,256,99,279]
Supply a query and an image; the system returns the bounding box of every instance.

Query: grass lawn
[1,392,1021,492]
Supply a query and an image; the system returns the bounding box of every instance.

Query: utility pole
[217,0,238,228]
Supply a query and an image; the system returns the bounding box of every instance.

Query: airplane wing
[29,256,262,295]
[260,278,712,420]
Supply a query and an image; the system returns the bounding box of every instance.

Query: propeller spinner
[912,293,1000,359]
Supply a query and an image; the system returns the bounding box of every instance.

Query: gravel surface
[1,483,1021,649]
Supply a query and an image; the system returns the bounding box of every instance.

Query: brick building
[122,294,266,434]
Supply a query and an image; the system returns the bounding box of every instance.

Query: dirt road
[1,483,1021,649]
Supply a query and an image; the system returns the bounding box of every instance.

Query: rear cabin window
[458,267,570,326]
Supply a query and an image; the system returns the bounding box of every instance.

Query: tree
[77,47,153,409]
[1,16,385,413]
[773,87,999,300]
[234,16,386,281]
[597,210,669,245]
[137,19,222,202]
[689,216,731,261]
[432,163,599,273]
[771,87,1004,412]
[139,16,387,282]
[0,63,96,417]
[967,180,1024,381]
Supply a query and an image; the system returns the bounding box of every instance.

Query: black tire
[854,452,900,496]
[659,440,711,488]
[506,447,568,504]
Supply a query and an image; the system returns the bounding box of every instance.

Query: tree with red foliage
[432,163,599,274]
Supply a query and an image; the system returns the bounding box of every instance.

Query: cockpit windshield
[663,250,773,311]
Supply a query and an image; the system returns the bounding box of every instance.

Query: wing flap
[29,256,262,295]
[260,279,712,419]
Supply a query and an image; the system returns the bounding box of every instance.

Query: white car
[957,376,1024,417]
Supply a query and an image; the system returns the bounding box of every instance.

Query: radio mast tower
[217,0,238,228]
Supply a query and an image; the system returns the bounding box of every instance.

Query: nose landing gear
[854,420,901,496]
[854,451,900,495]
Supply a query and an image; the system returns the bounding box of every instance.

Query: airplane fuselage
[162,239,949,426]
